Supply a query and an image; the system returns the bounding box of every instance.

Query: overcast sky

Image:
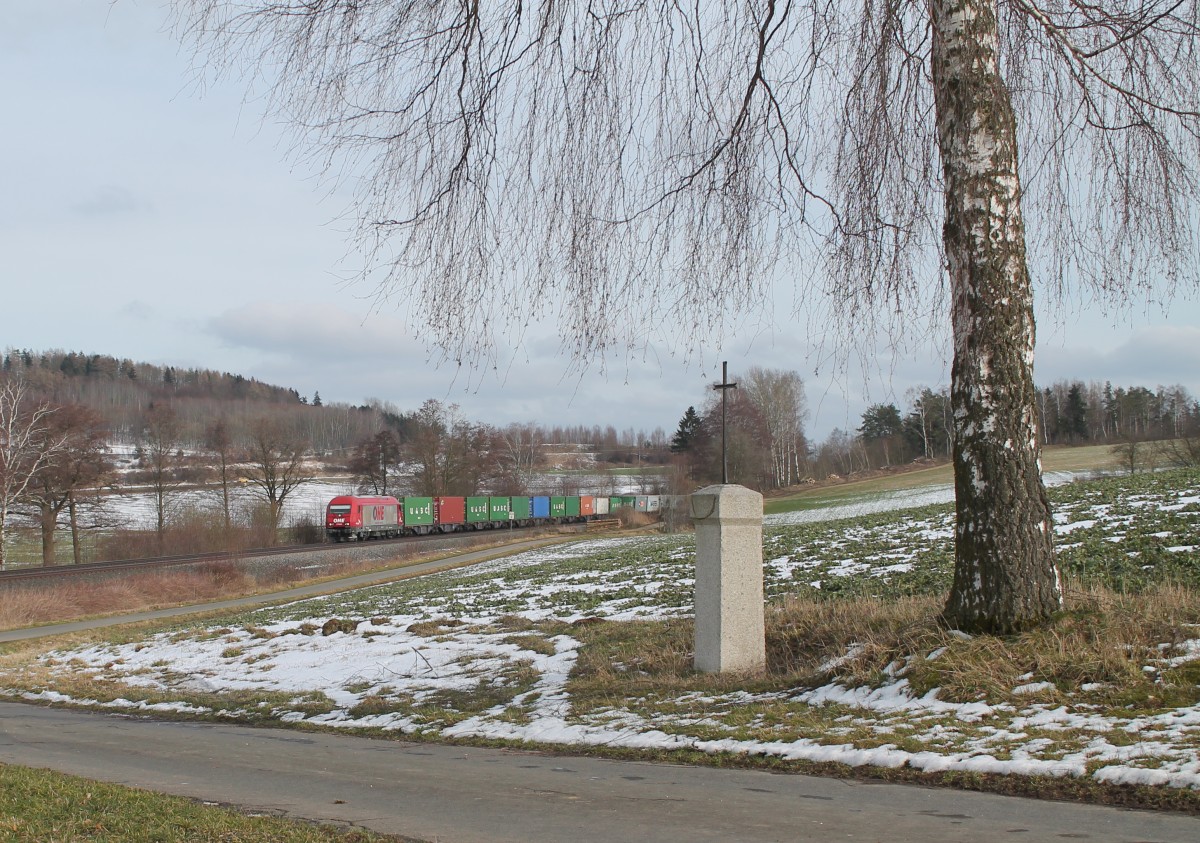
[3,1,1199,443]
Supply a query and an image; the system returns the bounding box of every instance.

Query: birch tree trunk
[931,0,1061,633]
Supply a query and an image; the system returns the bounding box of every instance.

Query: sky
[3,1,1200,443]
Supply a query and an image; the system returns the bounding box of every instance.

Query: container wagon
[404,497,436,534]
[434,496,467,532]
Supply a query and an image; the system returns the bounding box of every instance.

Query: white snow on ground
[7,469,1200,791]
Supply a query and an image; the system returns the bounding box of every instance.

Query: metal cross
[712,361,738,484]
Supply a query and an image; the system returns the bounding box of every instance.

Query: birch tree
[173,0,1200,632]
[496,423,542,495]
[742,368,808,486]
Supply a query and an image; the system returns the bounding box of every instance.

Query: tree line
[669,375,1200,491]
[1037,381,1197,446]
[6,346,1198,567]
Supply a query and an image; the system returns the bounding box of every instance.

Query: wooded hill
[0,348,672,463]
[2,348,381,454]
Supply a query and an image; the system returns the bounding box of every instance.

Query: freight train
[325,494,662,542]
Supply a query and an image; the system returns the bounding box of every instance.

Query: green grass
[0,762,398,842]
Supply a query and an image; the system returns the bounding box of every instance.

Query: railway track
[0,525,565,585]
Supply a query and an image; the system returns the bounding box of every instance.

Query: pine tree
[670,407,702,453]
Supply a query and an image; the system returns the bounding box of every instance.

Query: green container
[550,497,567,518]
[489,496,511,522]
[403,497,434,527]
[564,497,581,517]
[611,496,635,510]
[510,496,531,520]
[466,497,490,523]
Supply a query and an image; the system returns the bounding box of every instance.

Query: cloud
[208,301,423,358]
[72,185,146,218]
[119,300,155,321]
[1037,325,1200,390]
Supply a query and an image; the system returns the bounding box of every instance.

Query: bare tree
[692,390,774,489]
[140,403,186,543]
[404,399,449,496]
[403,400,496,496]
[1111,434,1150,475]
[22,403,111,566]
[496,423,542,495]
[1162,414,1200,467]
[0,380,69,567]
[349,429,404,495]
[172,1,1200,632]
[205,417,237,530]
[244,416,314,539]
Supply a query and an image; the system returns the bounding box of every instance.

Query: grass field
[764,443,1120,515]
[2,465,1197,812]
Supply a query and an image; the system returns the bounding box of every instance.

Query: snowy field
[7,469,1200,791]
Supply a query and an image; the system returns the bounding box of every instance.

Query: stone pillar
[691,484,765,674]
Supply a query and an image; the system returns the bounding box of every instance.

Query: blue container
[532,496,550,519]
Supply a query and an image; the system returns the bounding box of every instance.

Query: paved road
[0,535,570,643]
[1,703,1197,843]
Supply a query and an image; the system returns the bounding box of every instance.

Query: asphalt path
[0,535,571,643]
[1,703,1198,843]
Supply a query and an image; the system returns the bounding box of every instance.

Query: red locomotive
[325,495,401,541]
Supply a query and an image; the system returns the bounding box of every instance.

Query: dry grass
[568,584,1200,713]
[1,526,583,633]
[0,551,429,632]
[614,509,659,528]
[770,583,1200,709]
[0,571,248,631]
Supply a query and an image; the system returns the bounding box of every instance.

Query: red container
[434,496,466,528]
[580,495,595,516]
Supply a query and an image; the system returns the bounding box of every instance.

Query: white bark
[932,0,1062,632]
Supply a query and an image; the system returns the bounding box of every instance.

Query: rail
[0,530,516,584]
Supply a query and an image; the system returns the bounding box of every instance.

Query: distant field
[765,443,1119,515]
[1041,443,1122,472]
